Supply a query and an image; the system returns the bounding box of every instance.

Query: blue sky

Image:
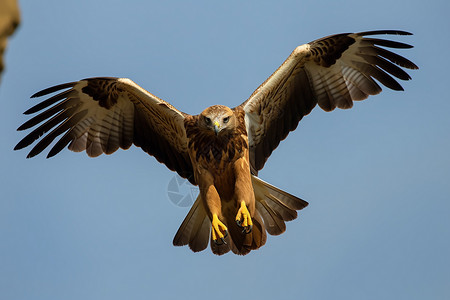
[1,1,449,299]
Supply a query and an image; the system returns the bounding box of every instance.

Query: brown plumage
[15,30,418,255]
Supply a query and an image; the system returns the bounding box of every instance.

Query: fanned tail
[252,175,308,236]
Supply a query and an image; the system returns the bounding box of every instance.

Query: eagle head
[200,105,236,135]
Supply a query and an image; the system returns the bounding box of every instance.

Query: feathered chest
[184,118,248,168]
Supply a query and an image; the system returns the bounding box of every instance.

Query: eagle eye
[204,116,211,125]
[223,116,230,124]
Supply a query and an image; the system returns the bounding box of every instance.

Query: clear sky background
[1,1,449,299]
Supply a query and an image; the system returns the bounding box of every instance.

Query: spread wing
[239,30,418,174]
[15,77,196,184]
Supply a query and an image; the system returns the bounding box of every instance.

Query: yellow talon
[211,214,228,244]
[236,201,253,234]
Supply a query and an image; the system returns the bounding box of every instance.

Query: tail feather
[173,195,210,252]
[189,216,210,252]
[266,193,298,221]
[248,210,267,250]
[252,175,308,236]
[210,231,232,255]
[252,176,308,210]
[255,200,286,235]
[226,209,266,255]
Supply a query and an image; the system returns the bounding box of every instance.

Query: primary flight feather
[15,30,418,255]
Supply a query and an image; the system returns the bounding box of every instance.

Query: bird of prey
[15,30,417,255]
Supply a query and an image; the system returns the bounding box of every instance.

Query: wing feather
[16,77,195,184]
[239,30,418,173]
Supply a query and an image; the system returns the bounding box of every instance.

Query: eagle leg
[235,201,253,234]
[211,213,228,245]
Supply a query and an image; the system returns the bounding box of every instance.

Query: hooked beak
[213,121,221,135]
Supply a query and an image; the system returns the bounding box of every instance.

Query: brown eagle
[15,30,417,255]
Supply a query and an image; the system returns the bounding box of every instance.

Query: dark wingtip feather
[23,108,36,115]
[15,137,35,151]
[17,123,28,131]
[357,31,415,50]
[46,152,57,159]
[25,90,72,115]
[26,149,42,159]
[366,38,414,49]
[357,30,413,37]
[31,82,76,98]
[45,111,87,158]
[13,141,25,151]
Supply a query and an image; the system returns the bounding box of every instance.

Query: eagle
[15,30,417,255]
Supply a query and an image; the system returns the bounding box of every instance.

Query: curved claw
[236,219,242,228]
[213,230,228,245]
[214,236,227,245]
[236,219,252,234]
[242,224,253,234]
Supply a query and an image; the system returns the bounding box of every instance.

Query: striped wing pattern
[15,77,195,183]
[241,30,418,173]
